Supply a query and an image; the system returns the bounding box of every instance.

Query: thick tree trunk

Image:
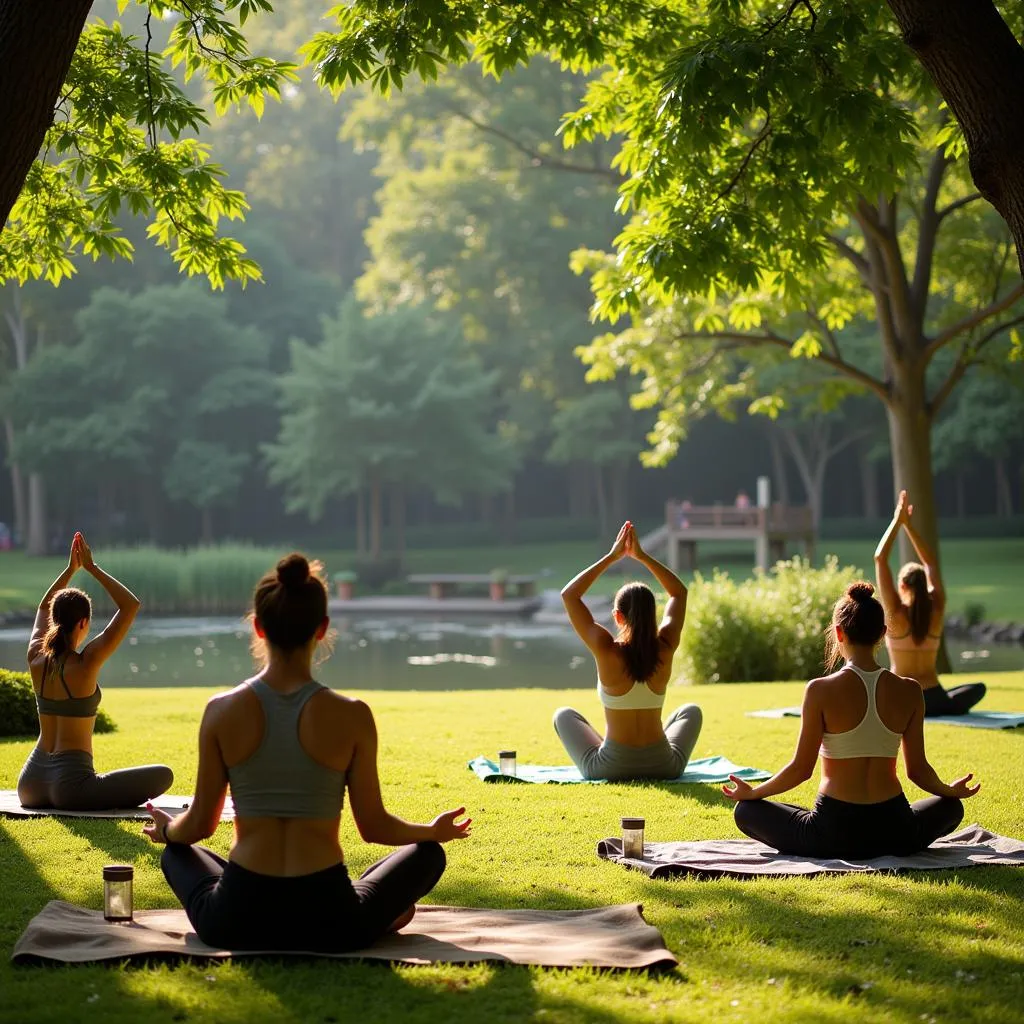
[3,416,26,543]
[26,472,46,555]
[886,0,1024,278]
[0,1,94,229]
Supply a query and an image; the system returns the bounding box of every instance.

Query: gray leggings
[17,746,173,811]
[553,704,703,780]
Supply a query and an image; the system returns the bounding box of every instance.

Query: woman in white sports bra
[875,490,985,717]
[554,521,703,780]
[723,581,978,859]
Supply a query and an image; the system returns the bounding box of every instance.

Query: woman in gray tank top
[144,554,471,952]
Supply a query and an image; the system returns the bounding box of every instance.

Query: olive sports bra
[35,656,102,718]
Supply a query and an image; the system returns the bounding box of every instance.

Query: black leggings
[923,682,986,717]
[17,747,173,811]
[734,792,964,860]
[161,841,446,952]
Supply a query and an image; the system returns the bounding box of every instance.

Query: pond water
[0,616,1020,689]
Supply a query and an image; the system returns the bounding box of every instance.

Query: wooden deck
[328,595,543,617]
[664,501,815,571]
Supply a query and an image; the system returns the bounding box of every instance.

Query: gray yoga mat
[468,754,770,785]
[11,900,677,969]
[597,824,1024,878]
[0,790,235,821]
[746,708,1024,729]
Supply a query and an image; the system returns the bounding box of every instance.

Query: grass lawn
[1,672,1023,1023]
[2,536,1023,620]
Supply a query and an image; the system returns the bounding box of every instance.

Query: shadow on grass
[62,815,161,868]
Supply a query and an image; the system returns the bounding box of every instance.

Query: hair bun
[847,581,875,602]
[276,553,311,590]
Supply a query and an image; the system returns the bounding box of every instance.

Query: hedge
[0,669,116,737]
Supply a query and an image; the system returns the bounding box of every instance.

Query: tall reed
[79,544,281,615]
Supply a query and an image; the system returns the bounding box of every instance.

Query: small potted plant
[333,570,357,600]
[489,567,509,602]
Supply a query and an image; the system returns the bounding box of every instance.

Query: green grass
[3,536,1023,619]
[1,673,1023,1023]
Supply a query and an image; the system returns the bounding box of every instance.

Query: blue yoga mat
[467,755,770,785]
[746,708,1024,730]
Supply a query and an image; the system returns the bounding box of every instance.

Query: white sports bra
[819,663,902,760]
[597,679,666,711]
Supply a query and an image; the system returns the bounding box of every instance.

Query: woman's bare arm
[560,523,631,653]
[628,526,687,650]
[78,535,141,668]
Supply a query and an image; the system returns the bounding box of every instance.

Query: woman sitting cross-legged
[144,553,471,952]
[19,532,173,810]
[554,521,703,781]
[724,581,978,860]
[875,489,985,716]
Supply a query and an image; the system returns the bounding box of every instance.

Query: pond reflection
[0,616,1019,689]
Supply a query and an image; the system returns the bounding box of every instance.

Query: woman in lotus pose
[144,554,470,952]
[875,490,985,716]
[724,581,977,858]
[19,533,173,810]
[554,521,702,781]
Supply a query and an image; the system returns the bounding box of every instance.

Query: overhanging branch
[936,192,983,221]
[924,283,1024,361]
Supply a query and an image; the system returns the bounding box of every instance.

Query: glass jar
[498,750,517,777]
[103,864,134,922]
[621,817,646,859]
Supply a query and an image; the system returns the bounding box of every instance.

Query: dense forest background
[1,0,1021,556]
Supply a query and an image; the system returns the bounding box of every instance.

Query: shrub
[678,556,862,684]
[0,669,116,737]
[352,554,404,590]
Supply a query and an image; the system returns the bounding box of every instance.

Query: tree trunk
[767,427,791,507]
[0,1,94,229]
[859,440,880,519]
[26,472,46,555]
[780,423,828,528]
[886,0,1024,278]
[2,416,26,544]
[355,487,366,554]
[390,481,405,564]
[369,473,381,561]
[593,463,609,538]
[995,457,1013,516]
[201,506,213,545]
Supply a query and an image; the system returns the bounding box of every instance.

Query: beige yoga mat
[12,900,676,970]
[0,790,235,821]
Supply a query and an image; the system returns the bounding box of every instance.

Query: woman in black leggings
[724,581,978,860]
[144,554,471,952]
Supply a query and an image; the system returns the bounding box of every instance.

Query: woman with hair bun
[554,521,703,780]
[874,490,985,716]
[18,532,173,809]
[724,581,977,858]
[145,553,470,952]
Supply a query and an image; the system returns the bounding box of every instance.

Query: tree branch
[827,233,871,286]
[446,106,620,181]
[716,114,772,201]
[924,283,1024,361]
[668,330,890,402]
[911,147,948,316]
[929,310,1024,414]
[857,195,916,344]
[807,310,841,359]
[936,192,983,222]
[761,0,817,35]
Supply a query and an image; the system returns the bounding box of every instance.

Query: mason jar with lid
[620,817,646,859]
[103,864,134,922]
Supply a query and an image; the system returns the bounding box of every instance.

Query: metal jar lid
[620,817,646,830]
[103,864,134,881]
[498,750,516,758]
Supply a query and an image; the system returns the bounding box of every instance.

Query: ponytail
[613,582,662,682]
[42,588,92,658]
[898,563,932,644]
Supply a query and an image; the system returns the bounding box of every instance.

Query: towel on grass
[596,824,1024,879]
[11,900,676,970]
[468,755,770,785]
[746,708,1024,729]
[0,790,235,821]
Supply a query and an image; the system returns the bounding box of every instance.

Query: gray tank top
[35,656,102,718]
[228,679,346,819]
